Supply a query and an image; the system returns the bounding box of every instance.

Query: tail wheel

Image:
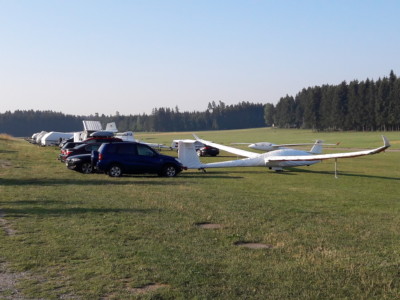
[108,164,123,177]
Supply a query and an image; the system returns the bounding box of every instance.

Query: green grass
[1,129,399,299]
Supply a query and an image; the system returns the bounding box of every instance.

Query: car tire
[108,164,123,177]
[160,164,178,177]
[196,150,202,157]
[80,162,93,174]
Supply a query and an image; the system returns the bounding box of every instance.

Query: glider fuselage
[203,148,320,169]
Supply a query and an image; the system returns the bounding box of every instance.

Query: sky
[1,0,399,116]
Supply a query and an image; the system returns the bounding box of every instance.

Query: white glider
[232,141,338,151]
[178,135,390,177]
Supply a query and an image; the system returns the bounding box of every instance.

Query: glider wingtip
[382,135,391,147]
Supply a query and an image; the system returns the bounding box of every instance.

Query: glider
[178,135,390,177]
[232,141,338,151]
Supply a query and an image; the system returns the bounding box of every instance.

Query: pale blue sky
[1,0,399,116]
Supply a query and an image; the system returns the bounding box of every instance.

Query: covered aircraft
[178,135,390,177]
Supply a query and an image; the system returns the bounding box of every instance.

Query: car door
[115,143,138,173]
[134,144,161,173]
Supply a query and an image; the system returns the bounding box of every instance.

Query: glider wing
[266,136,390,163]
[193,134,259,158]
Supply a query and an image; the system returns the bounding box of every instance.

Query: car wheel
[108,164,123,177]
[196,150,202,157]
[80,162,93,174]
[161,165,177,177]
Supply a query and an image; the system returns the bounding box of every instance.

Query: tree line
[1,71,399,136]
[0,102,265,136]
[265,70,400,131]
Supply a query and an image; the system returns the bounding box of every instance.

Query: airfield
[1,128,399,299]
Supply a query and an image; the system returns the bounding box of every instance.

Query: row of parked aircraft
[28,120,391,178]
[28,121,122,146]
[28,121,168,149]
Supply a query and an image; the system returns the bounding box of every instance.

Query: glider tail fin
[310,140,324,154]
[178,140,202,169]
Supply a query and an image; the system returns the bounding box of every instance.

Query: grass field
[1,128,399,299]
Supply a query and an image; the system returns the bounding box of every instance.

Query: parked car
[59,137,74,148]
[65,154,94,174]
[197,145,219,157]
[59,137,122,162]
[60,143,103,162]
[59,142,83,161]
[93,142,184,177]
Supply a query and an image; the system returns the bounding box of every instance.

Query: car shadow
[0,178,183,186]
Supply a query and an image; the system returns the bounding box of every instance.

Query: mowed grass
[0,129,399,299]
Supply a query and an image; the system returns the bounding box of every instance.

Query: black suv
[94,142,184,177]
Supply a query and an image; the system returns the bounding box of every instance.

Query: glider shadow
[290,168,399,181]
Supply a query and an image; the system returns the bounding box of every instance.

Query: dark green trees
[0,102,266,136]
[264,71,400,131]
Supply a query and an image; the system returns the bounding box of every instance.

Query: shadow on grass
[0,150,17,153]
[184,167,399,180]
[0,207,159,217]
[290,168,400,181]
[0,178,182,186]
[180,171,244,179]
[0,173,245,186]
[183,169,298,176]
[0,200,63,205]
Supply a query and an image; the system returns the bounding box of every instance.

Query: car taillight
[98,153,103,160]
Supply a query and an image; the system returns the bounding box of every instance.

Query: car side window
[137,144,155,157]
[117,144,137,155]
[103,144,116,153]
